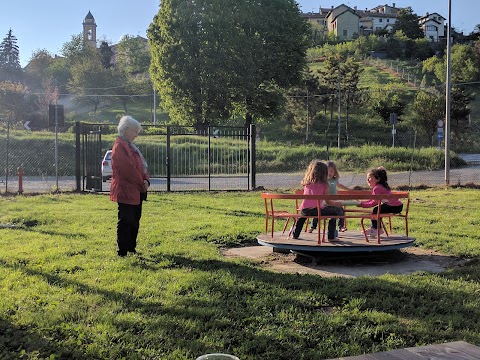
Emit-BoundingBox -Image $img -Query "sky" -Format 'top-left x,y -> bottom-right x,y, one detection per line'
1,0 -> 477,68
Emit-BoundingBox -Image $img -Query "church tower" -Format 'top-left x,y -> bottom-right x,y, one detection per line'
83,11 -> 97,48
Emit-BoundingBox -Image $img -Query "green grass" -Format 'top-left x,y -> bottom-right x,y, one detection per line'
1,189 -> 480,359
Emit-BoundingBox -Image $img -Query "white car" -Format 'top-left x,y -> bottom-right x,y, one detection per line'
101,150 -> 112,182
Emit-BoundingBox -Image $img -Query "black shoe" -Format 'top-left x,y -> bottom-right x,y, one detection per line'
128,249 -> 137,254
117,251 -> 127,257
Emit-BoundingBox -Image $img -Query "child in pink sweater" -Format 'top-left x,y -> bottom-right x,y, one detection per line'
358,167 -> 403,236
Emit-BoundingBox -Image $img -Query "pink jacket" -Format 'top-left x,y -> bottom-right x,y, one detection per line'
359,184 -> 402,208
299,182 -> 328,210
110,137 -> 149,205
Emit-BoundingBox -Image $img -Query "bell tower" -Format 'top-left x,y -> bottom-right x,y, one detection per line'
83,11 -> 97,48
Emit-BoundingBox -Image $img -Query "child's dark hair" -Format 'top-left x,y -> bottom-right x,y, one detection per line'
368,167 -> 390,190
301,159 -> 328,186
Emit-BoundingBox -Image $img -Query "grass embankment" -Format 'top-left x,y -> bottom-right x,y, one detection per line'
0,129 -> 466,177
1,189 -> 480,359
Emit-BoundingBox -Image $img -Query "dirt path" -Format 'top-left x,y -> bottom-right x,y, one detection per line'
222,246 -> 468,278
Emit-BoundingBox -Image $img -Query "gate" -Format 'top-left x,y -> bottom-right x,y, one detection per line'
78,123 -> 256,192
82,125 -> 103,191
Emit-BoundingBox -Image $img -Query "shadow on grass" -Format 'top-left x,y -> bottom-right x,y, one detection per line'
1,251 -> 480,359
0,317 -> 83,359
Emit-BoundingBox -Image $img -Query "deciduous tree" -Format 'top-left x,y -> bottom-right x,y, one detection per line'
148,0 -> 309,127
0,81 -> 34,126
411,90 -> 444,144
116,35 -> 150,74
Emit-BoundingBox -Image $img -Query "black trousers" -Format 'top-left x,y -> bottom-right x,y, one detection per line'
293,207 -> 342,239
371,203 -> 403,228
117,202 -> 143,255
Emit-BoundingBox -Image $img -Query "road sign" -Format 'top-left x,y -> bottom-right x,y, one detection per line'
389,113 -> 398,125
48,105 -> 64,127
437,131 -> 444,140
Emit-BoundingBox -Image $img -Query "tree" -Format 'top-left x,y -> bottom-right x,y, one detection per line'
25,49 -> 54,89
411,90 -> 444,144
316,54 -> 363,144
391,7 -> 424,40
61,33 -> 96,64
68,54 -> 115,113
427,44 -> 480,84
369,83 -> 407,124
0,29 -> 23,82
98,40 -> 114,69
148,0 -> 309,127
116,35 -> 151,74
286,68 -> 327,138
0,81 -> 34,126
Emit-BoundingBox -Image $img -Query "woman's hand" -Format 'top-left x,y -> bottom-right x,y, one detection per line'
143,180 -> 150,192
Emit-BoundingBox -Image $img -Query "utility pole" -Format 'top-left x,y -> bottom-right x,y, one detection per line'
54,85 -> 59,193
153,88 -> 157,125
305,88 -> 309,141
337,73 -> 341,148
445,0 -> 452,185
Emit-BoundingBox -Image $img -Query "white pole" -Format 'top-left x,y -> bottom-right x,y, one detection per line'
445,0 -> 452,185
306,88 -> 309,141
337,73 -> 341,148
153,89 -> 157,125
54,95 -> 59,192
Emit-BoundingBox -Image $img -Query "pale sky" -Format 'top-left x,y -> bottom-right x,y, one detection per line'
1,0 -> 476,68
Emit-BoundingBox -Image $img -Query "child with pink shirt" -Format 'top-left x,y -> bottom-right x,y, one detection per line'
358,167 -> 403,236
292,160 -> 344,240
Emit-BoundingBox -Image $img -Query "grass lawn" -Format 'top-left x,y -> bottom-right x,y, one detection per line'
1,189 -> 480,359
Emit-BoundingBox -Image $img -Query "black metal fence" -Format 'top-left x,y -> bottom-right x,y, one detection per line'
81,123 -> 255,192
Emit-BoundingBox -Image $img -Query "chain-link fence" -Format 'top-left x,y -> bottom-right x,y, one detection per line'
1,124 -> 479,194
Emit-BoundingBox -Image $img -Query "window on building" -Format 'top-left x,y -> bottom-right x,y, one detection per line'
387,18 -> 390,22
379,18 -> 382,22
343,29 -> 348,37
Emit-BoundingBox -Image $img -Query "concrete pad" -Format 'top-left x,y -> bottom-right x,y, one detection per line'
221,246 -> 467,278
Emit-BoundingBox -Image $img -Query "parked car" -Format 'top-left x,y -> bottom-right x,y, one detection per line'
101,150 -> 112,182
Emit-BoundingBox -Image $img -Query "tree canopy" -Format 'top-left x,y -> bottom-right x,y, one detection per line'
148,0 -> 309,126
392,7 -> 424,40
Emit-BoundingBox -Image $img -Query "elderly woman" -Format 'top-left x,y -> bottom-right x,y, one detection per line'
110,115 -> 150,257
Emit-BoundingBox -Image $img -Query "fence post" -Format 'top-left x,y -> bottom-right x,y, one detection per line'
249,124 -> 256,190
75,122 -> 81,192
5,120 -> 9,192
208,126 -> 211,191
166,126 -> 171,192
17,167 -> 23,194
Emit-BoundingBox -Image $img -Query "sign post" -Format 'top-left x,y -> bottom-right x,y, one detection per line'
389,113 -> 398,147
437,119 -> 444,149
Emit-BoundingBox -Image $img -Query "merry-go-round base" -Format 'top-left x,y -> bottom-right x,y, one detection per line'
257,229 -> 415,253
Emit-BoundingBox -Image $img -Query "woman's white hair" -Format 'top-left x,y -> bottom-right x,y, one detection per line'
118,115 -> 141,136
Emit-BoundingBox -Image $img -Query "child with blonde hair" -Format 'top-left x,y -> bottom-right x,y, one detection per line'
292,160 -> 344,240
308,161 -> 350,234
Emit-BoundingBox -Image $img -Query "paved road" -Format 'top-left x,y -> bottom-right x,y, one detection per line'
2,165 -> 480,194
259,166 -> 480,190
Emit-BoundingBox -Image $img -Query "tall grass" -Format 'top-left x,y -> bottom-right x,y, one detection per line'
0,127 -> 466,177
256,142 -> 465,172
0,189 -> 480,359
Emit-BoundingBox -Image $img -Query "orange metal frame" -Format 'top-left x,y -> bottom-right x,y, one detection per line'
261,191 -> 410,245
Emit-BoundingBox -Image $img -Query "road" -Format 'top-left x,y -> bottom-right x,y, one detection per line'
2,165 -> 480,194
